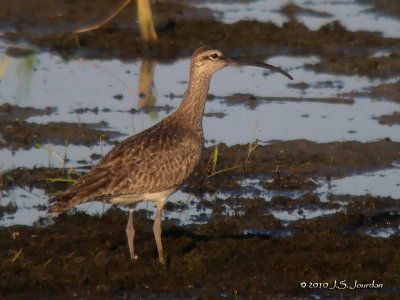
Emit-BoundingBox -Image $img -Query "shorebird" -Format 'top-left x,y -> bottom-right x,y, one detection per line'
48,46 -> 293,263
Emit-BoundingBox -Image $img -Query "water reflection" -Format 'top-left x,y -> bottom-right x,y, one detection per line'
0,54 -> 11,78
15,53 -> 36,102
138,59 -> 157,110
0,49 -> 37,104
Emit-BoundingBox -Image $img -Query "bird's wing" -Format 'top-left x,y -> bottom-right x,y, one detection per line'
48,126 -> 202,213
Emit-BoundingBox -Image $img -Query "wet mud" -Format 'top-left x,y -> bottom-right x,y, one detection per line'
357,0 -> 400,18
281,3 -> 333,19
198,139 -> 400,181
3,139 -> 399,195
210,93 -> 354,110
1,140 -> 399,298
306,53 -> 400,79
2,167 -> 81,197
1,196 -> 399,299
0,104 -> 123,150
1,0 -> 400,299
369,79 -> 400,103
3,139 -> 399,298
0,1 -> 399,62
0,0 -> 214,35
378,112 -> 400,126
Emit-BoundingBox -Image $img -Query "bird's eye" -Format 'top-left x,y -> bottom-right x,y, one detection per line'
210,53 -> 219,60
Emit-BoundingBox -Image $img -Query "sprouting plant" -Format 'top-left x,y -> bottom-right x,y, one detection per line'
36,143 -> 74,172
0,54 -> 11,78
245,116 -> 260,166
35,142 -> 83,183
212,143 -> 218,174
329,155 -> 335,169
62,139 -> 68,174
0,166 -> 3,190
44,177 -> 77,183
99,134 -> 106,157
131,124 -> 137,135
206,144 -> 239,177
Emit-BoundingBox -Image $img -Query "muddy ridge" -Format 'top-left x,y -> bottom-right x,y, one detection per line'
1,1 -> 399,62
357,0 -> 400,18
3,139 -> 399,196
306,53 -> 400,79
0,104 -> 124,150
370,80 -> 400,103
1,1 -> 399,85
210,93 -> 354,110
379,112 -> 400,126
1,199 -> 399,299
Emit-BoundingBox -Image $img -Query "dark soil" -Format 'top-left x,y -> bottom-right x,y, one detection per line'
195,139 -> 400,188
1,0 -> 399,63
0,0 -> 214,35
0,104 -> 124,150
306,53 -> 400,79
1,196 -> 399,299
357,0 -> 400,18
3,139 -> 399,195
370,79 -> 400,103
379,112 -> 400,126
209,93 -> 354,110
281,2 -> 333,19
1,138 -> 400,298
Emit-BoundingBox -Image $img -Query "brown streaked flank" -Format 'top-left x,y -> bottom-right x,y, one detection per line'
48,46 -> 293,263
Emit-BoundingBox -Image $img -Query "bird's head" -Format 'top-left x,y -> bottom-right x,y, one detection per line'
190,46 -> 293,80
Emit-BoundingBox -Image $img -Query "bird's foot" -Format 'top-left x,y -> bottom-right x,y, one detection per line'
131,254 -> 139,260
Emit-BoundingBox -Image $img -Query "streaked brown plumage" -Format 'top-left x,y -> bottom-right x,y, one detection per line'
48,46 -> 293,263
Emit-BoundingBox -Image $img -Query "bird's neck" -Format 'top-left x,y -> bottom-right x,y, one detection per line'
176,72 -> 211,131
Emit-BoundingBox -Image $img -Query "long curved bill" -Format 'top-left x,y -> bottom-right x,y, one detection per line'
227,57 -> 293,80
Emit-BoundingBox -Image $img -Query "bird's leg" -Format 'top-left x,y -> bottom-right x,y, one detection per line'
126,204 -> 138,260
153,199 -> 166,264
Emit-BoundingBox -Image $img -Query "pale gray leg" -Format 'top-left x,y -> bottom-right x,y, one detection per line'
153,199 -> 166,264
126,204 -> 138,260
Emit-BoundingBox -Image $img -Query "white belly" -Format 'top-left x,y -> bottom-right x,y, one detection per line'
109,188 -> 176,205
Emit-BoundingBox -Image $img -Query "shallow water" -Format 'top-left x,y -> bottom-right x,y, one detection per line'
1,49 -> 399,145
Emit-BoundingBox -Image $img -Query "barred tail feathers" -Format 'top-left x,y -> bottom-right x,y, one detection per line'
48,167 -> 112,213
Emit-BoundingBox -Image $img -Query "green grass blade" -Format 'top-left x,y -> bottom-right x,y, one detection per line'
44,178 -> 76,183
212,144 -> 219,174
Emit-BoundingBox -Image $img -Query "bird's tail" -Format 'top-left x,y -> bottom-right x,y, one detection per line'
48,192 -> 79,213
47,167 -> 111,213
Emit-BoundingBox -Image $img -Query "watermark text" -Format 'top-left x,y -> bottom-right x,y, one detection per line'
299,280 -> 383,290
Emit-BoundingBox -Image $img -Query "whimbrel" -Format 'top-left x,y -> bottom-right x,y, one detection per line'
48,46 -> 293,263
